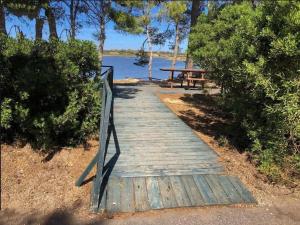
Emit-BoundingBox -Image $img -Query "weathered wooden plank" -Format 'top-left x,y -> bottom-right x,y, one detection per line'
113,125 -> 193,129
113,128 -> 192,132
120,177 -> 135,212
203,175 -> 231,204
119,117 -> 187,120
157,176 -> 178,208
106,153 -> 218,158
112,164 -> 223,170
109,149 -> 217,155
146,177 -> 163,209
169,176 -> 191,207
111,168 -> 224,177
107,155 -> 218,163
114,166 -> 223,174
108,143 -> 216,151
110,160 -> 220,167
115,114 -> 180,118
133,177 -> 150,211
193,175 -> 218,205
109,136 -> 208,142
107,176 -> 121,213
106,156 -> 219,163
112,169 -> 224,177
181,176 -> 204,206
114,111 -> 180,114
114,112 -> 172,115
108,134 -> 200,143
107,149 -> 216,156
227,176 -> 256,203
112,161 -> 221,167
108,152 -> 216,158
218,176 -> 244,204
109,143 -> 212,150
114,132 -> 195,136
113,122 -> 189,127
112,127 -> 194,132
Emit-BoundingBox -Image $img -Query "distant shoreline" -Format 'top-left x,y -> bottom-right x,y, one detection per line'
103,50 -> 186,61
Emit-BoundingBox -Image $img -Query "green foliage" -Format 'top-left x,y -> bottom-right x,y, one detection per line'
4,0 -> 47,20
190,1 -> 300,180
216,135 -> 230,147
160,1 -> 187,24
1,98 -> 13,129
110,9 -> 142,34
0,35 -> 100,150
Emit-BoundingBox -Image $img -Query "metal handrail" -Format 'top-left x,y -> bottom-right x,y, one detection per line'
92,66 -> 113,209
75,65 -> 114,211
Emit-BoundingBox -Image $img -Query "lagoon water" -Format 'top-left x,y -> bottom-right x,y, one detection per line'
103,55 -> 185,80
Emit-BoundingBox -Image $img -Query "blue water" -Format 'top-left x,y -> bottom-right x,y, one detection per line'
102,55 -> 185,80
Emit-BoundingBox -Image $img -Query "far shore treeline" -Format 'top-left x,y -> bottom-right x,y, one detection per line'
103,49 -> 186,61
0,1 -> 299,182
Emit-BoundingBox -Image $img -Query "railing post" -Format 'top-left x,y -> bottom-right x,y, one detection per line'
91,78 -> 107,210
91,67 -> 114,211
109,67 -> 114,122
76,65 -> 114,212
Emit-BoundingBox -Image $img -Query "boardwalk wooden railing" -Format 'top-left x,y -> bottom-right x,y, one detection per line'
75,65 -> 114,211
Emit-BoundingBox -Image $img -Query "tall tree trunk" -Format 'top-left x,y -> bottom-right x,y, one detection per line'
45,3 -> 58,39
70,0 -> 76,39
0,2 -> 7,35
98,17 -> 106,69
146,27 -> 153,81
98,0 -> 111,73
35,16 -> 44,40
185,0 -> 201,68
171,23 -> 180,69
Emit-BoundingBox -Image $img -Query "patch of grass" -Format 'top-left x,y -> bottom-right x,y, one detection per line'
216,135 -> 230,147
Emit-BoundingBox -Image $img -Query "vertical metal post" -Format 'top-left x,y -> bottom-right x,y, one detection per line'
109,68 -> 114,122
76,66 -> 114,212
91,77 -> 107,210
91,67 -> 113,211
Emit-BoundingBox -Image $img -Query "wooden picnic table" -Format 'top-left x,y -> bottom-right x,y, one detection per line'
160,68 -> 208,80
160,68 -> 209,88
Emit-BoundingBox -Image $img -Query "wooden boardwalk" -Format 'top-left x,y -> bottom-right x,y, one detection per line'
100,84 -> 255,213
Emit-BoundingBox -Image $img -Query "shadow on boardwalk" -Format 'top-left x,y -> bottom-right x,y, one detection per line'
98,122 -> 120,208
178,94 -> 249,151
114,86 -> 141,99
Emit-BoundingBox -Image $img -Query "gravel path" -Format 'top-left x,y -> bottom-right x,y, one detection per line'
1,198 -> 300,225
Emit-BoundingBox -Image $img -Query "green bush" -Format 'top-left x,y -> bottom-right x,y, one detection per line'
0,35 -> 100,150
190,1 -> 300,180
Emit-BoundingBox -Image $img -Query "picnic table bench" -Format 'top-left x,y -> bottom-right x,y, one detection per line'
160,68 -> 208,88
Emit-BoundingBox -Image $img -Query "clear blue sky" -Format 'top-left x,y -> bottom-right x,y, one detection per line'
6,13 -> 188,52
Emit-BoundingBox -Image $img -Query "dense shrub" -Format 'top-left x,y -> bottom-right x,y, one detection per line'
0,35 -> 100,150
190,1 -> 300,180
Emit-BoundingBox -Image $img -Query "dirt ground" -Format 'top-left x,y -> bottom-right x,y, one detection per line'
1,89 -> 300,225
0,140 -> 102,223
